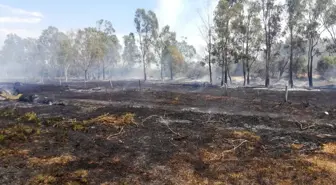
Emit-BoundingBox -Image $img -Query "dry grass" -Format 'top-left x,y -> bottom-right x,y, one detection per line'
291,143 -> 304,150
322,142 -> 336,155
69,169 -> 89,183
231,130 -> 261,141
17,112 -> 40,123
0,148 -> 29,157
28,174 -> 57,185
306,156 -> 336,173
302,142 -> 336,174
89,113 -> 136,127
0,124 -> 40,142
28,154 -> 76,167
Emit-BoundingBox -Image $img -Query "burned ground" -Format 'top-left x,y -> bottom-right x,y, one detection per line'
0,81 -> 335,185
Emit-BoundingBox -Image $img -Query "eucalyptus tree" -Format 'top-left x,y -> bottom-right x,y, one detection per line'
122,32 -> 141,69
96,19 -> 121,79
214,0 -> 243,85
134,9 -> 159,81
286,0 -> 305,88
260,0 -> 283,87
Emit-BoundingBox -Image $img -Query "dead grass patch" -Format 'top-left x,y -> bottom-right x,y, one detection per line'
28,174 -> 57,185
88,113 -> 136,127
28,154 -> 76,167
0,148 -> 29,157
204,95 -> 226,101
0,124 -> 40,142
291,143 -> 304,150
322,142 -> 336,155
305,155 -> 336,174
231,130 -> 260,141
68,169 -> 89,184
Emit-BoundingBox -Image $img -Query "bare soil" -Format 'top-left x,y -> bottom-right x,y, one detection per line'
0,81 -> 335,185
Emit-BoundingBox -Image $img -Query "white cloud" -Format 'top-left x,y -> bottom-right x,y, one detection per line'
0,17 -> 42,23
155,0 -> 219,58
0,4 -> 43,24
0,4 -> 44,46
0,4 -> 43,18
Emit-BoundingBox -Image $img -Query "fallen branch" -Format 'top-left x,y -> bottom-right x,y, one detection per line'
221,139 -> 249,154
292,117 -> 316,130
141,115 -> 161,124
142,114 -> 182,136
107,127 -> 124,139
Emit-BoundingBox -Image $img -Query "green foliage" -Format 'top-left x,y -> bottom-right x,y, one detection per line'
0,108 -> 17,118
134,8 -> 159,80
0,134 -> 5,143
317,56 -> 336,78
293,57 -> 307,77
17,112 -> 40,124
122,32 -> 141,67
0,124 -> 38,142
71,120 -> 88,132
28,174 -> 56,185
43,117 -> 65,127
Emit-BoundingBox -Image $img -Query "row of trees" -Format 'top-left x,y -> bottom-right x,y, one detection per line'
201,0 -> 336,87
1,0 -> 336,87
0,10 -> 196,82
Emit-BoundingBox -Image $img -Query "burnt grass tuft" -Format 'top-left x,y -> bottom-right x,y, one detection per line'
0,82 -> 336,184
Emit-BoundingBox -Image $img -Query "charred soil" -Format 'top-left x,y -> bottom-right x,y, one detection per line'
0,81 -> 335,185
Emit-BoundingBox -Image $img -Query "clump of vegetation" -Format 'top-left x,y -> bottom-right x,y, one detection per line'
70,119 -> 88,132
0,108 -> 18,119
28,154 -> 76,167
69,169 -> 89,184
322,142 -> 336,155
89,113 -> 136,127
0,134 -> 5,143
231,130 -> 261,142
317,56 -> 336,79
0,148 -> 29,157
0,124 -> 39,142
28,174 -> 57,185
17,112 -> 40,124
43,117 -> 65,127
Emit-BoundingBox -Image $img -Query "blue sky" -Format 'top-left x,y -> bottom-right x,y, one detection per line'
1,0 -> 157,33
0,0 -> 219,54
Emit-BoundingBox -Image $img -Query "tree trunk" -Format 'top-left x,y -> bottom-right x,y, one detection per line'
289,27 -> 294,88
309,53 -> 314,87
265,10 -> 270,87
228,65 -> 232,84
160,60 -> 164,80
243,60 -> 246,86
170,60 -> 173,80
247,66 -> 250,85
143,55 -> 147,81
307,37 -> 314,87
84,70 -> 88,81
208,29 -> 213,85
221,53 -> 225,86
244,24 -> 250,86
224,47 -> 228,84
64,66 -> 69,82
102,60 -> 105,80
97,67 -> 100,80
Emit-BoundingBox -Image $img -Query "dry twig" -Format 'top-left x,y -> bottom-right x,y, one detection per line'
141,115 -> 161,124
292,117 -> 316,130
142,114 -> 182,136
107,127 -> 124,139
221,139 -> 249,154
